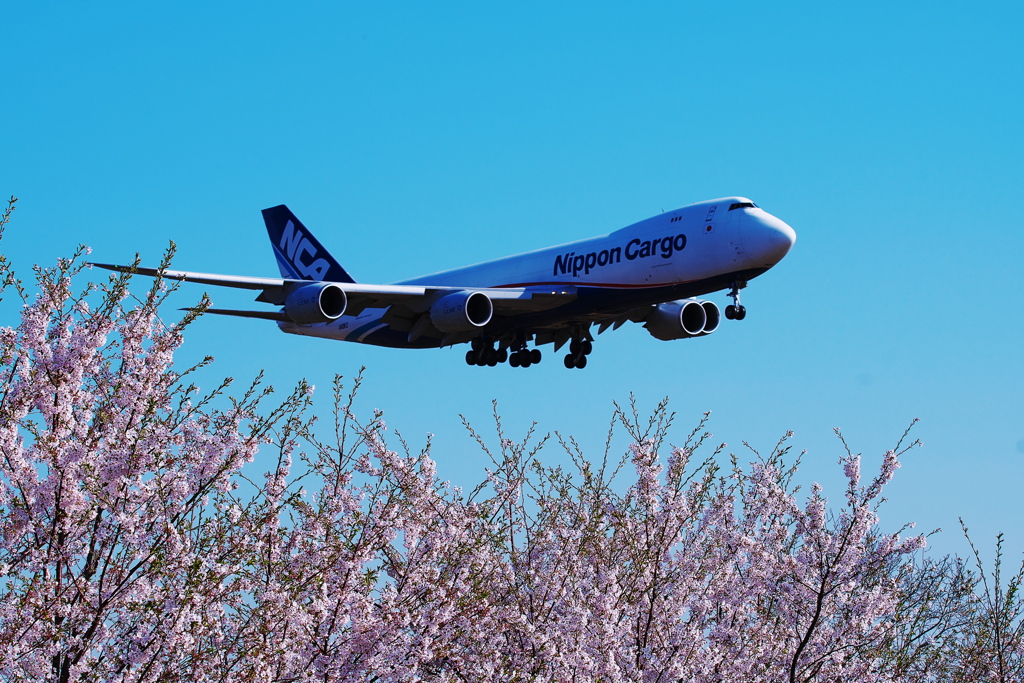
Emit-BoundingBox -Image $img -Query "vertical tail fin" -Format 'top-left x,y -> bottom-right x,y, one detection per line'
261,205 -> 356,283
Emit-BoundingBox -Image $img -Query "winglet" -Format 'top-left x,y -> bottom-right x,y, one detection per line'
262,205 -> 356,283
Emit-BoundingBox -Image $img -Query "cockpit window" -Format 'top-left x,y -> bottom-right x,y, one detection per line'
729,202 -> 758,211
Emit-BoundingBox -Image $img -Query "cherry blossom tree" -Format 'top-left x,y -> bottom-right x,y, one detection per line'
0,196 -> 1020,681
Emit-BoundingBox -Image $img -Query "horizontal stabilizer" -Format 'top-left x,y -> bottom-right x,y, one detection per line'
181,307 -> 291,322
90,262 -> 288,291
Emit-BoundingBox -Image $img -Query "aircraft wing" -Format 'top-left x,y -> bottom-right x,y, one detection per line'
88,263 -> 576,316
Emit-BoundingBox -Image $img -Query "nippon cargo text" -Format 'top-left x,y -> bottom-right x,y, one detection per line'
553,232 -> 687,277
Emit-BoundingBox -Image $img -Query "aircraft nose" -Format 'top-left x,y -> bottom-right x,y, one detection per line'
742,214 -> 796,268
769,218 -> 796,258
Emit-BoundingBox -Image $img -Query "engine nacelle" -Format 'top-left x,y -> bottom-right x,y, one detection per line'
644,299 -> 719,341
696,300 -> 720,336
284,283 -> 347,324
430,291 -> 493,332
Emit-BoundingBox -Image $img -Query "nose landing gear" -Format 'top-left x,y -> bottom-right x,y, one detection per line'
724,305 -> 746,320
724,279 -> 748,320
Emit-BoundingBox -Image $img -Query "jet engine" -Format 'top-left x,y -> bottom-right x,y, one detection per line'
284,283 -> 347,324
644,299 -> 720,341
430,291 -> 493,332
696,300 -> 720,336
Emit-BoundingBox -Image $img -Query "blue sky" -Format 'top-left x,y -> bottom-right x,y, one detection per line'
3,2 -> 1022,560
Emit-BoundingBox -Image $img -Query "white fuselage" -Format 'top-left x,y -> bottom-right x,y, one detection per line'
279,197 -> 795,348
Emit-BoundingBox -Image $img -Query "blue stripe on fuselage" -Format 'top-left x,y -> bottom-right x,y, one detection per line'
346,318 -> 386,341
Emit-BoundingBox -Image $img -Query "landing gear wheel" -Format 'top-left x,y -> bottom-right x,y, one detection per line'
569,339 -> 581,355
485,348 -> 498,366
564,354 -> 576,369
575,354 -> 588,369
520,353 -> 532,368
497,348 -> 508,363
580,340 -> 592,355
726,279 -> 748,321
466,350 -> 477,365
509,353 -> 520,367
530,349 -> 541,364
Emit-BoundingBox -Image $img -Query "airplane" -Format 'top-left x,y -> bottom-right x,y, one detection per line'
90,197 -> 796,369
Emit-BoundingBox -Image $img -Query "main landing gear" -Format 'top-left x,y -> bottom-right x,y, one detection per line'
508,347 -> 541,368
563,338 -> 592,369
465,338 -> 540,368
465,338 -> 506,367
465,329 -> 595,370
724,279 -> 748,320
507,336 -> 541,368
